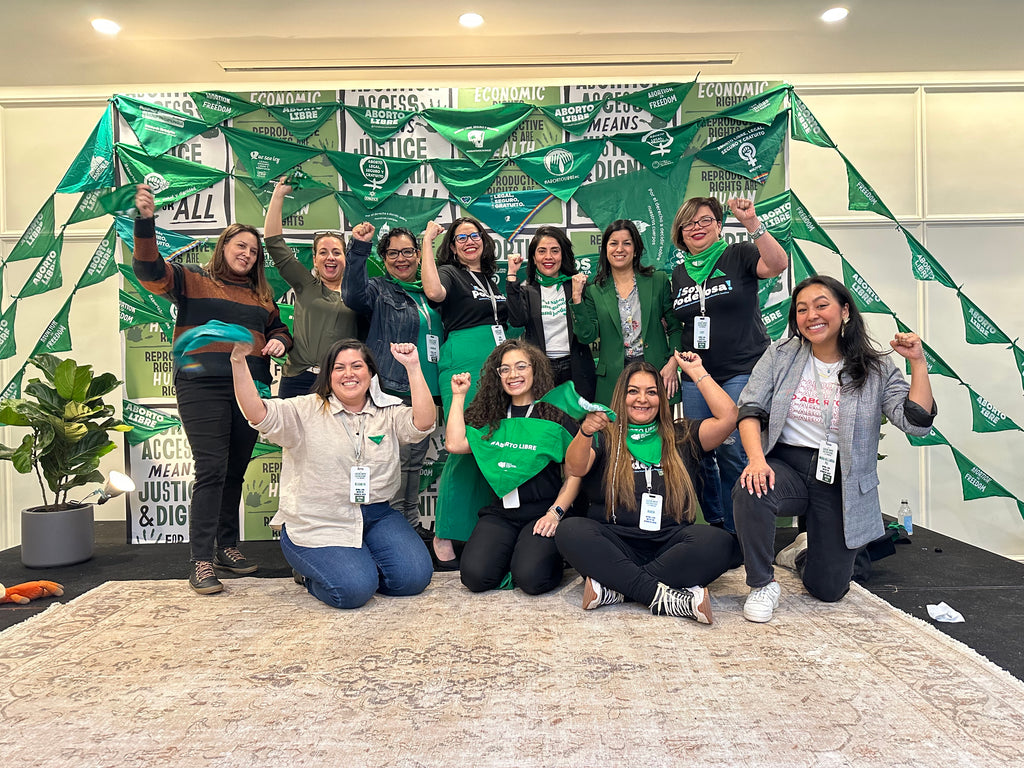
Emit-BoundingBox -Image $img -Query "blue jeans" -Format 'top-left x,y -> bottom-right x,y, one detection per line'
280,503 -> 433,609
679,373 -> 749,533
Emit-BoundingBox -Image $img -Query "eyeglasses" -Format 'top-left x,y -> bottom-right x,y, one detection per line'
455,232 -> 482,243
313,231 -> 344,243
681,216 -> 717,232
496,362 -> 532,378
384,248 -> 417,261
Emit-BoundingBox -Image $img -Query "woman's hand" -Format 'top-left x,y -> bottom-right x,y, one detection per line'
135,185 -> 155,218
739,459 -> 775,498
727,196 -> 758,230
230,341 -> 253,364
262,338 -> 285,358
571,273 -> 587,303
674,350 -> 706,381
424,221 -> 444,246
390,342 -> 420,368
533,510 -> 560,537
272,176 -> 293,199
507,252 -> 524,279
352,221 -> 375,242
450,372 -> 472,396
660,358 -> 680,398
890,332 -> 925,362
580,411 -> 609,437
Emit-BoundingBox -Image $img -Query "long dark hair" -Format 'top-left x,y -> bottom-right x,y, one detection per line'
464,339 -> 558,438
310,339 -> 379,408
436,216 -> 497,278
787,275 -> 885,391
206,223 -> 273,304
525,226 -> 577,284
594,219 -> 654,286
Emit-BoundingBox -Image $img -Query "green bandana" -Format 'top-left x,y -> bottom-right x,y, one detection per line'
386,274 -> 424,293
683,239 -> 728,285
626,421 -> 663,466
535,273 -> 572,288
466,417 -> 573,498
537,381 -> 617,420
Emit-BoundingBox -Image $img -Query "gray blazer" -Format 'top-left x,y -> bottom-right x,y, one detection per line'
737,337 -> 936,549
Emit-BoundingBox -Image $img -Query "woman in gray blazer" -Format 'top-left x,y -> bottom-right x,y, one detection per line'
733,275 -> 936,623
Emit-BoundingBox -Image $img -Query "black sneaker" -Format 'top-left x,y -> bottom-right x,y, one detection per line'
189,561 -> 223,595
214,546 -> 258,574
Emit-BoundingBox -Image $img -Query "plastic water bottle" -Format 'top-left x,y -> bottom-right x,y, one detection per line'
897,499 -> 913,535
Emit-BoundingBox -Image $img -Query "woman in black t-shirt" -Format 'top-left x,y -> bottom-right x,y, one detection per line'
555,354 -> 741,623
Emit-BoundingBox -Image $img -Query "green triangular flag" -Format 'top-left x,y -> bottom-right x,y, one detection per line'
56,103 -> 116,193
277,302 -> 294,333
220,127 -> 324,185
789,93 -> 836,148
0,302 -> 16,360
31,294 -> 74,354
7,196 -> 55,262
76,225 -> 119,290
966,385 -> 1023,433
334,192 -> 447,243
842,152 -> 896,221
421,103 -> 534,167
696,110 -> 788,184
761,297 -> 791,341
265,102 -> 341,141
114,216 -> 209,263
17,233 -> 63,299
512,138 -> 606,201
537,380 -> 616,421
265,246 -> 314,302
119,290 -> 175,332
894,318 -> 961,381
610,120 -> 701,178
537,97 -> 609,136
114,95 -> 210,156
902,228 -> 957,289
251,441 -> 283,459
116,143 -> 230,206
715,85 -> 789,125
430,159 -> 507,206
840,257 -> 892,315
1,367 -> 25,399
1014,344 -> 1024,394
67,184 -> 138,225
957,291 -> 1010,345
788,240 -> 817,284
905,426 -> 949,447
325,150 -> 422,208
462,189 -> 556,241
790,190 -> 840,253
236,175 -> 335,219
950,447 -> 1015,502
758,274 -> 783,309
189,90 -> 261,125
613,80 -> 697,121
344,104 -> 418,144
122,400 -> 182,446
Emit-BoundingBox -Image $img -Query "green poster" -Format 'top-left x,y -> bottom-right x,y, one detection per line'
116,143 -> 229,206
958,291 -> 1010,345
430,159 -> 507,205
242,450 -> 282,541
538,98 -> 608,136
951,447 -> 1015,502
334,192 -> 447,242
76,225 -> 119,290
842,152 -> 896,221
421,103 -> 534,166
614,81 -> 697,121
716,85 -> 789,125
344,104 -> 418,144
967,386 -> 1022,433
325,150 -> 421,208
7,196 -> 55,263
114,96 -> 210,156
17,234 -> 63,299
894,318 -> 961,381
265,102 -> 341,141
696,110 -> 789,184
902,228 -> 957,289
905,426 -> 949,447
512,138 -> 606,201
122,400 -> 183,446
0,302 -> 16,360
790,92 -> 836,148
761,297 -> 791,341
841,257 -> 892,315
610,121 -> 701,178
31,295 -> 74,355
220,127 -> 324,185
464,189 -> 558,241
56,103 -> 116,193
189,90 -> 261,125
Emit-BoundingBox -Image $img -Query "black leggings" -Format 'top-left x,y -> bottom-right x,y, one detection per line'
460,508 -> 564,595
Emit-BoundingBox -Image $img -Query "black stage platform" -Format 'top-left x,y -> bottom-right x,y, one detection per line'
2,521 -> 1022,680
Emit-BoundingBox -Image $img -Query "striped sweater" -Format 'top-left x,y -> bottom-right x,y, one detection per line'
132,217 -> 292,384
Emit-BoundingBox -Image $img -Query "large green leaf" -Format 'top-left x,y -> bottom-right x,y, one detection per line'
24,381 -> 63,415
86,372 -> 121,401
72,366 -> 93,402
30,353 -> 62,382
0,402 -> 31,426
54,358 -> 78,400
11,434 -> 35,473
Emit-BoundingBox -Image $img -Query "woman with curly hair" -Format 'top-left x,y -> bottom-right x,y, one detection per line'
445,339 -> 581,594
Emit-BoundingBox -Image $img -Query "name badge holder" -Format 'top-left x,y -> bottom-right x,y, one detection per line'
812,359 -> 840,484
412,294 -> 441,364
693,282 -> 711,350
341,413 -> 372,502
467,271 -> 506,346
638,466 -> 663,531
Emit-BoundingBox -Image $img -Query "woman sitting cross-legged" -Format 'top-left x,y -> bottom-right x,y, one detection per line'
555,353 -> 742,623
230,338 -> 435,609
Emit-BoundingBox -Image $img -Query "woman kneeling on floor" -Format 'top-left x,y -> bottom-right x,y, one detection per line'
230,338 -> 435,609
555,354 -> 742,623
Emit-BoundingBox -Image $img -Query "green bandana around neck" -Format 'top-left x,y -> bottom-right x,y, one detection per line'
535,272 -> 572,288
626,421 -> 663,466
386,274 -> 424,293
537,381 -> 617,421
683,238 -> 728,285
466,417 -> 573,498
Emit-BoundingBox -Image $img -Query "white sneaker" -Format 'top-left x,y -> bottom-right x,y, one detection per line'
743,580 -> 781,623
582,576 -> 625,610
648,583 -> 713,624
775,532 -> 808,570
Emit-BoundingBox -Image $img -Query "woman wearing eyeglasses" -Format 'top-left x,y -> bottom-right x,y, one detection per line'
342,224 -> 441,541
420,216 -> 509,568
265,178 -> 360,398
669,197 -> 788,533
445,339 -> 580,594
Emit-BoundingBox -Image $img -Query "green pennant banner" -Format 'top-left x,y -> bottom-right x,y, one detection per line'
114,95 -> 210,156
119,290 -> 174,333
614,81 -> 696,121
758,274 -> 783,308
76,225 -> 119,290
421,103 -> 534,167
841,257 -> 893,315
220,127 -> 324,185
7,196 -> 55,263
430,159 -> 507,206
950,447 -> 1016,502
114,216 -> 204,260
512,138 -> 606,201
788,240 -> 817,283
334,192 -> 447,242
537,97 -> 608,136
761,297 -> 791,341
116,143 -> 229,205
610,121 -> 701,178
32,295 -> 74,355
264,102 -> 341,141
0,302 -> 17,361
17,234 -> 63,299
67,184 -> 138,224
905,426 -> 949,447
251,441 -> 283,459
463,189 -> 557,241
958,292 -> 1010,345
1,368 -> 25,399
842,153 -> 896,221
1014,344 -> 1024,394
966,386 -> 1023,433
56,103 -> 116,193
325,150 -> 422,208
695,110 -> 788,184
902,229 -> 957,289
122,400 -> 182,446
189,91 -> 261,125
343,104 -> 418,144
790,93 -> 836,148
894,318 -> 961,381
789,190 -> 840,253
236,175 -> 335,219
716,85 -> 790,125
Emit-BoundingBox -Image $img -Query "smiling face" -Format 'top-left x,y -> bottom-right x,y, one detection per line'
330,348 -> 372,409
498,349 -> 535,404
794,282 -> 850,356
680,204 -> 722,254
532,235 -> 563,277
624,371 -> 659,425
383,234 -> 419,283
604,228 -> 635,273
314,235 -> 346,288
223,231 -> 260,277
451,221 -> 483,270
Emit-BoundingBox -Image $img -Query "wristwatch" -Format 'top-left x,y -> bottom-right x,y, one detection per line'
549,505 -> 565,520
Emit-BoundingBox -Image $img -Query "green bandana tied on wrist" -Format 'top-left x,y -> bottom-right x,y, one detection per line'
682,239 -> 728,285
466,417 -> 574,498
626,421 -> 663,466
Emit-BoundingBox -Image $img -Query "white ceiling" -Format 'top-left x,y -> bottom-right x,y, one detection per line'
2,1 -> 1022,89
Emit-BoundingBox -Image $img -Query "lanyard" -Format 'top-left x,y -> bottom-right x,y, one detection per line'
467,270 -> 501,326
811,357 -> 839,442
697,279 -> 709,316
644,465 -> 654,493
340,412 -> 367,462
410,293 -> 433,332
507,402 -> 536,419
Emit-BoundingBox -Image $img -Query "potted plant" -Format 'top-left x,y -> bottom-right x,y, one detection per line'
0,353 -> 131,567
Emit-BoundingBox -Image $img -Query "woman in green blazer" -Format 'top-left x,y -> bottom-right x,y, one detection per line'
571,220 -> 682,407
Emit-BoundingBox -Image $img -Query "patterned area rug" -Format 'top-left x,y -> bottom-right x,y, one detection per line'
1,568 -> 1022,767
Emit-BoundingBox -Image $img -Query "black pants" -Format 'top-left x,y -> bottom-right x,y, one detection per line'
175,375 -> 258,563
555,517 -> 740,606
733,442 -> 858,602
278,370 -> 317,399
460,506 -> 563,595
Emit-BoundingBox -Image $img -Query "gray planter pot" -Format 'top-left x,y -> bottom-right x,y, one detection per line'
21,503 -> 95,568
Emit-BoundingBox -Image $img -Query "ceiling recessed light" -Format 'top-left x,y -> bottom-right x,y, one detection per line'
821,7 -> 849,23
91,18 -> 121,35
459,13 -> 484,28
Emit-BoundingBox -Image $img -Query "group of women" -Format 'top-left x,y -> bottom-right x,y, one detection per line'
134,180 -> 936,623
